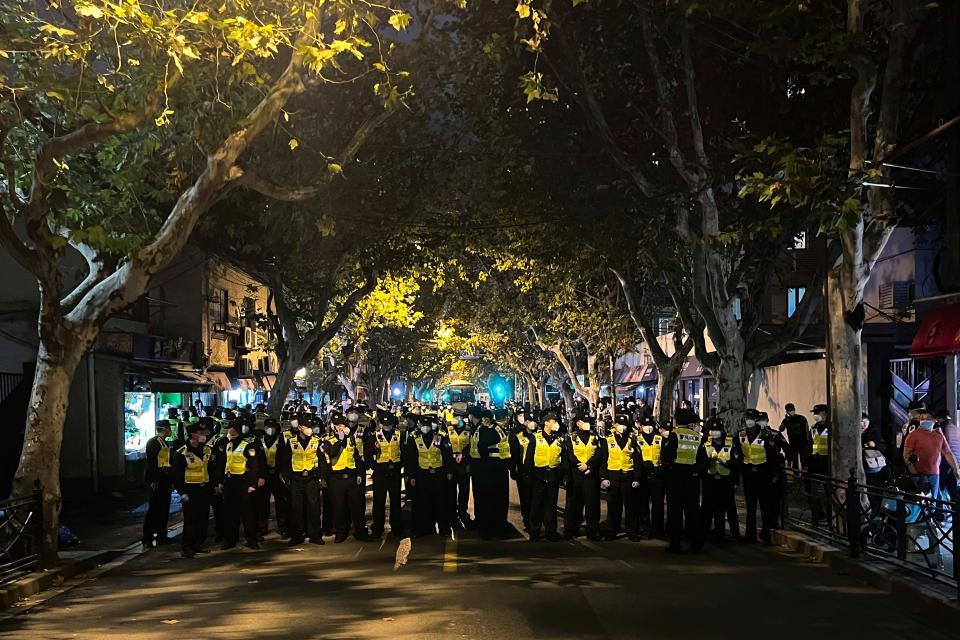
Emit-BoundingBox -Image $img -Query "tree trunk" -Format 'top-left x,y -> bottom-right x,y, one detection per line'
13,330 -> 88,567
268,353 -> 300,416
538,373 -> 547,409
523,373 -> 537,408
712,353 -> 752,430
655,358 -> 684,425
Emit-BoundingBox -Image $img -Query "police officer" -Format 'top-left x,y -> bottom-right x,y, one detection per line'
368,412 -> 405,538
738,409 -> 782,544
525,410 -> 565,542
143,420 -> 174,547
564,414 -> 602,541
258,417 -> 287,538
278,414 -> 325,545
444,413 -> 473,529
601,413 -> 643,542
323,413 -> 369,543
172,422 -> 214,558
701,417 -> 741,543
511,416 -> 539,532
662,417 -> 707,553
404,414 -> 452,537
808,404 -> 830,475
637,417 -> 664,540
215,418 -> 261,550
469,408 -> 512,540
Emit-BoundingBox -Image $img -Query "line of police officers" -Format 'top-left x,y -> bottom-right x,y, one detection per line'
142,401 -> 831,556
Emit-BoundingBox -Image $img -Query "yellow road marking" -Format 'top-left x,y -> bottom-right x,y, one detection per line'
443,538 -> 458,572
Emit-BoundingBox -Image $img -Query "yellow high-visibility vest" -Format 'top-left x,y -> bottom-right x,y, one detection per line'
705,436 -> 734,476
739,430 -> 767,465
375,430 -> 401,463
225,438 -> 253,474
155,436 -> 171,469
179,445 -> 212,484
639,434 -> 662,466
811,428 -> 829,456
517,432 -> 534,460
330,436 -> 360,471
606,434 -> 636,472
674,428 -> 701,466
261,436 -> 279,468
290,435 -> 320,472
533,432 -> 563,468
414,434 -> 443,469
470,426 -> 511,459
448,429 -> 471,455
571,434 -> 598,464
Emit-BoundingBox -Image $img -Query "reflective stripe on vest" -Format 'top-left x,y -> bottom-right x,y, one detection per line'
517,432 -> 533,460
533,432 -> 563,468
640,434 -> 662,466
179,445 -> 211,484
261,436 -> 279,468
606,434 -> 635,472
470,426 -> 511,459
414,434 -> 443,469
449,429 -> 470,454
155,437 -> 171,469
376,431 -> 402,463
226,439 -> 251,474
705,437 -> 733,476
572,434 -> 598,464
674,428 -> 700,465
739,431 -> 767,465
290,436 -> 320,472
812,428 -> 829,456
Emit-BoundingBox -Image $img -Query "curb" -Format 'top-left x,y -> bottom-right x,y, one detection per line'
772,528 -> 960,627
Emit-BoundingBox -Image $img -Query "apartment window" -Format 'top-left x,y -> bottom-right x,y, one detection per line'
787,287 -> 806,318
790,231 -> 807,250
212,288 -> 229,324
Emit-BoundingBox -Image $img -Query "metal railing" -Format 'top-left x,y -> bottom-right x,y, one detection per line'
0,486 -> 44,584
781,468 -> 958,599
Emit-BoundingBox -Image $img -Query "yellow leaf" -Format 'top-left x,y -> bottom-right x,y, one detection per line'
388,12 -> 412,31
288,138 -> 299,151
76,3 -> 105,19
327,163 -> 342,174
516,2 -> 531,19
283,112 -> 289,122
0,50 -> 7,58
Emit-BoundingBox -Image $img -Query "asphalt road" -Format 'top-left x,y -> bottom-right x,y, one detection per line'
1,490 -> 956,640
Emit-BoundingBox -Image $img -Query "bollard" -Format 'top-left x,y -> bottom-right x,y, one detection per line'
846,468 -> 860,558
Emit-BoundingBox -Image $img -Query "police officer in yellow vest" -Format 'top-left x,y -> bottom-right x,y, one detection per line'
637,417 -> 665,540
738,408 -> 782,544
469,407 -> 513,540
701,417 -> 742,543
444,413 -> 473,529
662,418 -> 707,553
173,422 -> 215,558
215,418 -> 262,550
368,412 -> 405,538
322,413 -> 370,543
143,420 -> 174,547
564,414 -> 602,541
510,416 -> 539,532
257,417 -> 287,538
524,410 -> 565,542
278,414 -> 326,545
404,414 -> 452,537
601,414 -> 644,542
808,404 -> 830,475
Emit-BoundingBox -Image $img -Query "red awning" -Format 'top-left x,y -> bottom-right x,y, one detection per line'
910,304 -> 960,357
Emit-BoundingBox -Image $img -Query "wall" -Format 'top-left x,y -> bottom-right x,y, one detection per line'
748,358 -> 826,426
205,258 -> 273,370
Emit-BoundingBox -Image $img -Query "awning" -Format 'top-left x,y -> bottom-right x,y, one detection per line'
910,304 -> 960,357
617,365 -> 647,384
207,371 -> 232,392
615,382 -> 641,393
126,361 -> 212,392
257,373 -> 277,391
680,357 -> 705,379
237,377 -> 257,391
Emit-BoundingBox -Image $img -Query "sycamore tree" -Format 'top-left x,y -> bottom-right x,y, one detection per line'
0,0 -> 463,562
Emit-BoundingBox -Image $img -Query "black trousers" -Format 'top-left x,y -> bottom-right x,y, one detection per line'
372,463 -> 403,535
702,476 -> 740,540
223,478 -> 259,547
742,466 -> 773,542
143,475 -> 172,542
666,466 -> 703,550
516,471 -> 532,529
446,461 -> 471,524
565,473 -> 600,537
471,462 -> 509,537
210,491 -> 224,541
180,485 -> 210,553
329,473 -> 366,538
638,472 -> 665,538
413,470 -> 447,535
529,476 -> 560,537
807,456 -> 829,523
258,471 -> 287,535
605,474 -> 638,537
322,487 -> 334,535
287,475 -> 322,540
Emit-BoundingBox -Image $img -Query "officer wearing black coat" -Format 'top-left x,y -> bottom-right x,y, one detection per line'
172,422 -> 215,558
778,403 -> 808,469
322,413 -> 369,543
143,420 -> 174,547
510,417 -> 539,532
258,417 -> 287,537
601,414 -> 644,541
277,416 -> 326,545
662,419 -> 708,553
444,414 -> 473,529
404,414 -> 452,537
214,419 -> 262,550
701,417 -> 741,543
524,410 -> 565,542
637,417 -> 665,540
564,414 -> 602,541
368,412 -> 405,538
468,407 -> 512,540
737,409 -> 784,544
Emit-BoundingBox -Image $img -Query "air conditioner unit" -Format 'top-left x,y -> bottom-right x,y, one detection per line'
879,281 -> 913,310
242,326 -> 255,349
237,357 -> 254,378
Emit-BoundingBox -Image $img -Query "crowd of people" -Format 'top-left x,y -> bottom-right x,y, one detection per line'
139,394 -> 938,558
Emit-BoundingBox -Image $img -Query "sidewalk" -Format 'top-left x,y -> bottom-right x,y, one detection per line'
0,490 -> 183,610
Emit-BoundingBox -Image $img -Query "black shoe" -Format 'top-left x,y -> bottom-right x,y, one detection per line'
628,535 -> 642,542
245,541 -> 260,550
310,537 -> 325,545
141,539 -> 154,548
221,543 -> 237,551
587,532 -> 601,542
323,530 -> 333,537
334,535 -> 348,543
156,537 -> 175,546
288,538 -> 305,547
195,548 -> 211,554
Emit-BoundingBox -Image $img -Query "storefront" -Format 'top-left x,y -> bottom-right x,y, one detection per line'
909,302 -> 960,423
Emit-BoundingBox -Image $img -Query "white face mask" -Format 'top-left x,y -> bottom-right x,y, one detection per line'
241,425 -> 250,434
197,435 -> 207,443
420,425 -> 431,434
641,425 -> 654,434
745,419 -> 756,428
814,414 -> 825,423
312,427 -> 321,435
786,411 -> 795,417
758,420 -> 769,428
709,430 -> 721,439
266,427 -> 276,436
615,424 -> 627,434
919,420 -> 935,431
